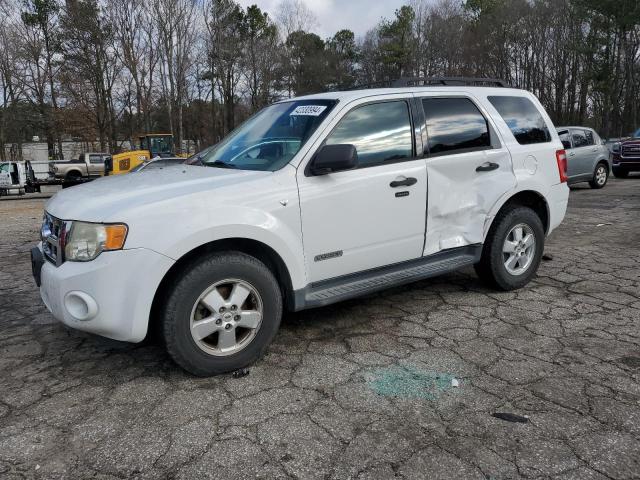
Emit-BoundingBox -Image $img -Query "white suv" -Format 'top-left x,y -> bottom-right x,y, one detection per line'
31,78 -> 569,376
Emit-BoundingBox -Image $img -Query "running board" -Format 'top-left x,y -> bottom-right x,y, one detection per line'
292,245 -> 481,311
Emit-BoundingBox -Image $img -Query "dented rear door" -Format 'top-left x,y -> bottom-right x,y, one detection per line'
417,93 -> 516,255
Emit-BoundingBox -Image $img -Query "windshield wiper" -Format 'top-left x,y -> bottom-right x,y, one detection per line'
206,160 -> 236,169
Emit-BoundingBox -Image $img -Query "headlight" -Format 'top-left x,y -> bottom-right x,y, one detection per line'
612,142 -> 621,152
64,222 -> 128,261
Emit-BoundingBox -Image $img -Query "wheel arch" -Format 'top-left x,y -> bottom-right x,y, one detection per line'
486,189 -> 550,238
65,169 -> 82,178
149,237 -> 296,338
596,158 -> 610,171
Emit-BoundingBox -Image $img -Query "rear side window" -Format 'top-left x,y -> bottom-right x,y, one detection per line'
325,101 -> 413,167
89,155 -> 102,164
488,96 -> 551,145
422,97 -> 491,155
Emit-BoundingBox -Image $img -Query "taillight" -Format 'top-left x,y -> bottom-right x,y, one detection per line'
556,150 -> 568,183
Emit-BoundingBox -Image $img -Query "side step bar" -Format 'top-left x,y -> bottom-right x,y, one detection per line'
293,245 -> 481,311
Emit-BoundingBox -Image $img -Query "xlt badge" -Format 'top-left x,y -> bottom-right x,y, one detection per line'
314,250 -> 343,262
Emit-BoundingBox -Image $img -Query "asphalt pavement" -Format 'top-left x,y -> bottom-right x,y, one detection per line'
0,177 -> 639,479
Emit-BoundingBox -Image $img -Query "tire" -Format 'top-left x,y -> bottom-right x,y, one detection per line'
612,167 -> 629,178
475,206 -> 544,291
589,162 -> 608,189
162,251 -> 283,376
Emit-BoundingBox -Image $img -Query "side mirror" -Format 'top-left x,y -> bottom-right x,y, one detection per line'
310,144 -> 358,176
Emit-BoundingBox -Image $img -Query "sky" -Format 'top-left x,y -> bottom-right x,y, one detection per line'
236,0 -> 410,39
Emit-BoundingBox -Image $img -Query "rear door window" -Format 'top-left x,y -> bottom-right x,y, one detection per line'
571,129 -> 588,148
422,97 -> 491,156
584,130 -> 595,146
488,96 -> 551,145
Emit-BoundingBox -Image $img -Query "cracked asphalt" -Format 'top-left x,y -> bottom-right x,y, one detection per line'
1,178 -> 639,479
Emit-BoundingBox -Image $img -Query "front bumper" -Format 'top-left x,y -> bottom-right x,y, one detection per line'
34,244 -> 174,342
611,153 -> 640,169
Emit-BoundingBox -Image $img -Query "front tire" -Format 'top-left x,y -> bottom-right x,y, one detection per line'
162,251 -> 283,376
475,206 -> 544,291
589,162 -> 608,189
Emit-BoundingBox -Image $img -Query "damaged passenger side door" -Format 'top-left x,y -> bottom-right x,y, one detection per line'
419,95 -> 516,255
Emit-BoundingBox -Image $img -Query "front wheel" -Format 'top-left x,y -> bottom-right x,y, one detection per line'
475,206 -> 544,291
589,163 -> 608,189
162,251 -> 283,376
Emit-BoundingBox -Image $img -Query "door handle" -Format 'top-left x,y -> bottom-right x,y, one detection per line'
389,176 -> 417,188
475,162 -> 499,172
568,152 -> 576,157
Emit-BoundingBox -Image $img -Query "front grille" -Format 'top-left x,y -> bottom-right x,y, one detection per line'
621,144 -> 640,157
41,213 -> 68,266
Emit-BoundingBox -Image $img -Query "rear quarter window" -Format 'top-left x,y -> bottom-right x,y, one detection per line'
488,96 -> 551,145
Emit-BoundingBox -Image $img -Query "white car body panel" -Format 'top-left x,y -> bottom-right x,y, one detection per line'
295,92 -> 428,283
35,85 -> 569,343
298,158 -> 428,282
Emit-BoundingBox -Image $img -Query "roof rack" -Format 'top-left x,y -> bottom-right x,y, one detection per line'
349,76 -> 511,90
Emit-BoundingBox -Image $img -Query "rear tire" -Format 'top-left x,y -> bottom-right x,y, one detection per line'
612,167 -> 629,178
162,251 -> 283,376
475,206 -> 544,291
589,162 -> 608,189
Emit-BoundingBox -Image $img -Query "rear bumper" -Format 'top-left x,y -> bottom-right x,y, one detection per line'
547,182 -> 569,235
35,244 -> 174,342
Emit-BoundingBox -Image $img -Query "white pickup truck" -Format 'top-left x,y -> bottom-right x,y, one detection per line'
31,78 -> 569,376
49,152 -> 111,184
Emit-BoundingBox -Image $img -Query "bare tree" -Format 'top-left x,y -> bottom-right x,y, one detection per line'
109,0 -> 159,140
153,0 -> 197,153
275,0 -> 317,40
204,0 -> 245,134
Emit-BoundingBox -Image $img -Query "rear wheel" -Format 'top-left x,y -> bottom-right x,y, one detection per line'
589,162 -> 608,189
162,251 -> 283,376
612,167 -> 629,178
475,206 -> 544,291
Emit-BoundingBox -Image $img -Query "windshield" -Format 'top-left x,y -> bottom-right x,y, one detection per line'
634,128 -> 640,138
200,99 -> 337,171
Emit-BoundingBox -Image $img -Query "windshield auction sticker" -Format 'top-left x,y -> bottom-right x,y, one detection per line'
290,105 -> 327,116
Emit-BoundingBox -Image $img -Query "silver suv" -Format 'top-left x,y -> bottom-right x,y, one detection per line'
557,127 -> 611,188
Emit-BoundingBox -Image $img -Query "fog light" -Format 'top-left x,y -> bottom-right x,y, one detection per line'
64,291 -> 98,321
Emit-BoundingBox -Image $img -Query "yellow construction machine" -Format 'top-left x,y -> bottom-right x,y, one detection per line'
106,134 -> 183,175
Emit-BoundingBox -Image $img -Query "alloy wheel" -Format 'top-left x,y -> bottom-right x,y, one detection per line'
189,278 -> 263,356
503,223 -> 536,276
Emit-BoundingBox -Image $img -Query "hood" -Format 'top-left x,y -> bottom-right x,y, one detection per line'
45,165 -> 270,222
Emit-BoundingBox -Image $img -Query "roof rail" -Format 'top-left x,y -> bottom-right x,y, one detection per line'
348,77 -> 511,90
393,77 -> 511,88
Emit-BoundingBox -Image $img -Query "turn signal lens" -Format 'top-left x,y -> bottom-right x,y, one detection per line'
104,224 -> 128,250
556,150 -> 568,183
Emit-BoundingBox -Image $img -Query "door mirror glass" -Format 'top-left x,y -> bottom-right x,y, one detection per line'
310,144 -> 358,175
